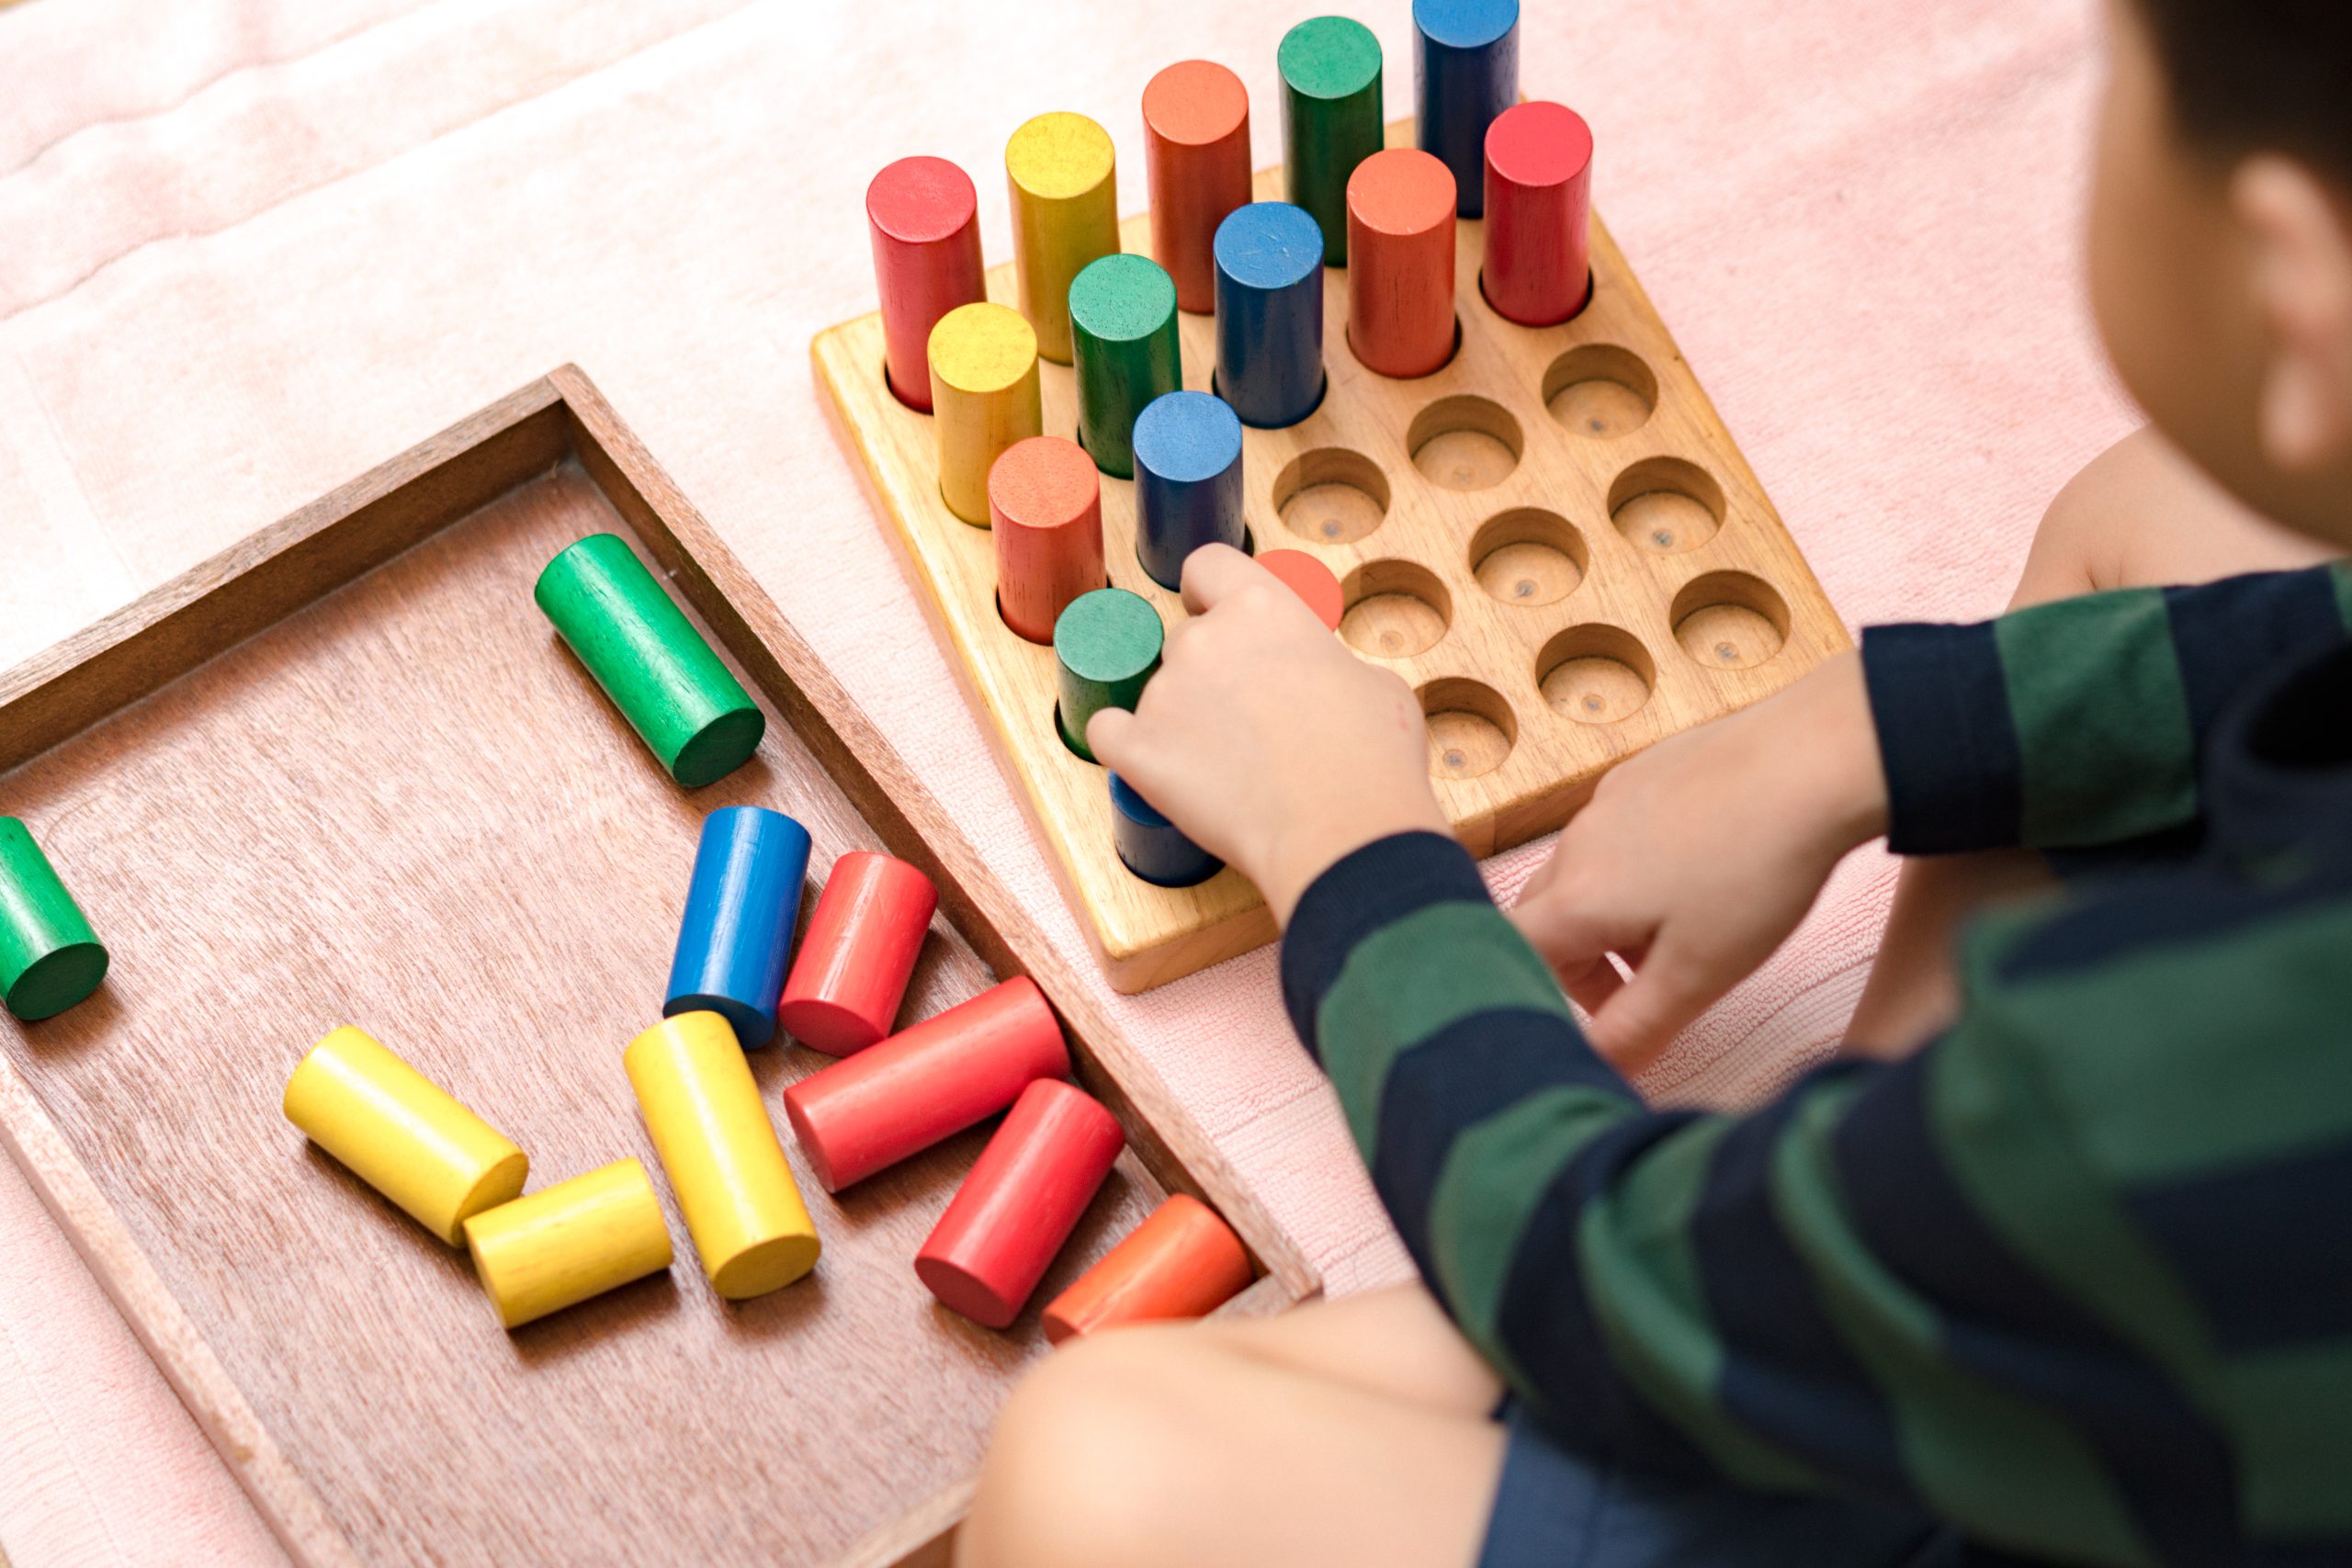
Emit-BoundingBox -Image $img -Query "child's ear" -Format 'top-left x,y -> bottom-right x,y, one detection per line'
2234,156 -> 2352,474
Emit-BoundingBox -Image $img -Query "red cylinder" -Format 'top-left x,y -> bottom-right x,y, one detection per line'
1346,149 -> 1458,378
1143,61 -> 1253,314
1254,549 -> 1344,631
781,976 -> 1067,1191
1482,102 -> 1595,327
916,1078 -> 1125,1329
1042,1192 -> 1253,1343
867,156 -> 988,412
990,436 -> 1106,644
778,852 -> 939,1056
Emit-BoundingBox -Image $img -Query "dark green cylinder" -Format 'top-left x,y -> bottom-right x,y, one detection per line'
535,534 -> 765,788
1054,589 -> 1163,762
1279,17 -> 1385,266
0,817 -> 107,1021
1070,254 -> 1182,479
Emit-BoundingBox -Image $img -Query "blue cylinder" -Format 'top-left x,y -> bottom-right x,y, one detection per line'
1108,773 -> 1222,888
663,806 -> 811,1048
1132,390 -> 1246,591
1414,0 -> 1520,218
1214,203 -> 1326,429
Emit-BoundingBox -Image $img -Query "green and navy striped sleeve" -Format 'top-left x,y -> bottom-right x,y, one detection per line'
1862,561 -> 2352,853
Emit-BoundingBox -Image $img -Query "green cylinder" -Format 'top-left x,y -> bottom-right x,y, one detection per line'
1070,254 -> 1182,480
1055,589 -> 1163,762
0,818 -> 107,1021
1279,17 -> 1385,266
534,534 -> 765,789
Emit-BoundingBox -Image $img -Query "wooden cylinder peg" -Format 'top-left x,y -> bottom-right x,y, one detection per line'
866,156 -> 987,412
1213,202 -> 1326,429
1054,587 -> 1164,761
1347,149 -> 1458,378
284,1025 -> 529,1246
626,1012 -> 820,1298
1132,391 -> 1246,591
1255,550 -> 1345,630
928,302 -> 1043,525
782,976 -> 1069,1192
1042,1193 -> 1253,1343
1069,254 -> 1182,479
1108,772 -> 1222,888
0,817 -> 107,1021
463,1158 -> 673,1330
1005,112 -> 1119,365
1278,17 -> 1384,266
535,534 -> 766,789
1142,61 -> 1252,313
778,851 -> 939,1056
663,806 -> 810,1049
1483,101 -> 1596,327
916,1078 -> 1125,1330
1413,0 -> 1520,218
990,435 -> 1106,646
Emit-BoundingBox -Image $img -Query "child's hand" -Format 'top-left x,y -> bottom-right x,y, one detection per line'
1087,545 -> 1450,924
1510,653 -> 1888,1072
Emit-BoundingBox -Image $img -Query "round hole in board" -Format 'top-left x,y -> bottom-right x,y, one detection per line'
1543,344 -> 1657,440
1470,509 -> 1589,608
1419,677 -> 1518,779
1408,395 -> 1524,491
1608,457 -> 1725,556
1339,559 -> 1452,660
1670,571 -> 1791,671
1273,447 -> 1392,545
1535,624 -> 1656,725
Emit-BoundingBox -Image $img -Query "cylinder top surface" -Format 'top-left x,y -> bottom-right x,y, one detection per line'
1413,0 -> 1519,48
1054,589 -> 1163,682
1256,549 -> 1346,630
1279,17 -> 1382,98
1006,112 -> 1115,201
1069,254 -> 1179,343
1350,147 -> 1456,233
990,436 -> 1099,527
930,303 -> 1036,394
1144,60 -> 1249,145
1487,100 -> 1595,186
866,156 -> 978,243
1133,390 -> 1242,483
1215,202 -> 1324,290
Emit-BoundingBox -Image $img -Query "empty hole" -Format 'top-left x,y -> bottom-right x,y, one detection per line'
1537,625 -> 1656,725
1543,345 -> 1657,440
1408,396 -> 1523,491
1274,448 -> 1393,545
1340,560 -> 1452,660
1419,678 -> 1517,779
1670,572 -> 1791,671
1471,509 -> 1589,607
1609,457 -> 1725,555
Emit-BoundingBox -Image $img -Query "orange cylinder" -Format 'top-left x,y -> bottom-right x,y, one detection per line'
991,435 -> 1106,645
1041,1192 -> 1253,1343
1345,148 -> 1458,378
1143,61 -> 1253,314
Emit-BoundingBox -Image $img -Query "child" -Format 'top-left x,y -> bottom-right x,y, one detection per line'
962,0 -> 2352,1562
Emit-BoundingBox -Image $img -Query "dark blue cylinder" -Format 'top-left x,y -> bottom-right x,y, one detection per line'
663,806 -> 811,1047
1108,773 -> 1222,888
1414,0 -> 1519,218
1214,203 -> 1326,429
1132,390 -> 1246,591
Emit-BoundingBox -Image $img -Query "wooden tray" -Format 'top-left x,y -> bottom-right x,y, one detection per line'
0,367 -> 1316,1568
815,117 -> 1849,993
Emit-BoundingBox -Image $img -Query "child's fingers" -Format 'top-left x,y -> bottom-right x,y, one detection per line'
1085,705 -> 1140,774
1560,956 -> 1624,1018
1584,939 -> 1713,1075
1178,543 -> 1264,615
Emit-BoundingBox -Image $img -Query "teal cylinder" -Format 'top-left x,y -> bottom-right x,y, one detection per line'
1279,17 -> 1385,266
1070,254 -> 1182,479
0,818 -> 107,1021
1054,589 -> 1164,763
534,534 -> 765,789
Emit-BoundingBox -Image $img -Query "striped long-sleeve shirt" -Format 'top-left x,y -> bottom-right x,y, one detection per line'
1282,562 -> 2352,1566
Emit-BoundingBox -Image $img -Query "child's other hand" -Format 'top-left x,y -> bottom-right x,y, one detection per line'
1510,653 -> 1888,1073
1087,545 -> 1449,924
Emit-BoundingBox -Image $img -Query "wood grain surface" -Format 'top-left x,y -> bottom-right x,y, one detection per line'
815,117 -> 1849,992
0,371 -> 1314,1567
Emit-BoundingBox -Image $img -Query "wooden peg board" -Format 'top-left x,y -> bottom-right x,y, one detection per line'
815,118 -> 1849,994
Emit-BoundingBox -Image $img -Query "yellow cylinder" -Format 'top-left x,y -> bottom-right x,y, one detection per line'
928,302 -> 1042,525
624,1012 -> 820,1298
282,1025 -> 528,1246
462,1157 -> 673,1329
1006,111 -> 1119,365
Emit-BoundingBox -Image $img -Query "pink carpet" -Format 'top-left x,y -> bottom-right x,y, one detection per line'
0,0 -> 2133,1560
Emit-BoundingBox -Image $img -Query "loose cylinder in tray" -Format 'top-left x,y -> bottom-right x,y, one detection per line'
464,1157 -> 673,1330
991,435 -> 1106,646
1005,112 -> 1120,365
0,817 -> 107,1021
1256,549 -> 1345,630
283,1025 -> 528,1246
1482,101 -> 1595,327
1042,1192 -> 1253,1343
1346,149 -> 1458,378
1109,772 -> 1222,889
1213,202 -> 1326,429
1054,587 -> 1164,762
778,851 -> 939,1057
866,155 -> 987,412
1143,60 -> 1253,313
1278,17 -> 1385,267
626,1011 -> 820,1297
1413,0 -> 1520,218
929,302 -> 1043,525
1070,253 -> 1182,480
535,533 -> 765,788
664,806 -> 810,1049
1132,390 -> 1246,591
782,975 -> 1068,1192
916,1077 -> 1126,1330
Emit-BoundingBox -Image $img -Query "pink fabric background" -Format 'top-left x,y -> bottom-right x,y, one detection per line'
0,0 -> 2134,1561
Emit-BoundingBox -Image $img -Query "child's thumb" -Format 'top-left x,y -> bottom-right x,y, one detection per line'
1586,944 -> 1707,1077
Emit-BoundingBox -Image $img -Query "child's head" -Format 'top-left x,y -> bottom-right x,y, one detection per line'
2093,0 -> 2352,542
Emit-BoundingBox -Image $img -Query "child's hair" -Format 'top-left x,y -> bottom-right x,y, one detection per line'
2136,0 -> 2352,177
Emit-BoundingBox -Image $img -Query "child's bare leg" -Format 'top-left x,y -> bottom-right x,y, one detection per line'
1846,430 -> 2336,1053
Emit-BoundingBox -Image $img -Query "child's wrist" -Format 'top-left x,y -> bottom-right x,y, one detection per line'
1258,794 -> 1449,927
1787,651 -> 1891,852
